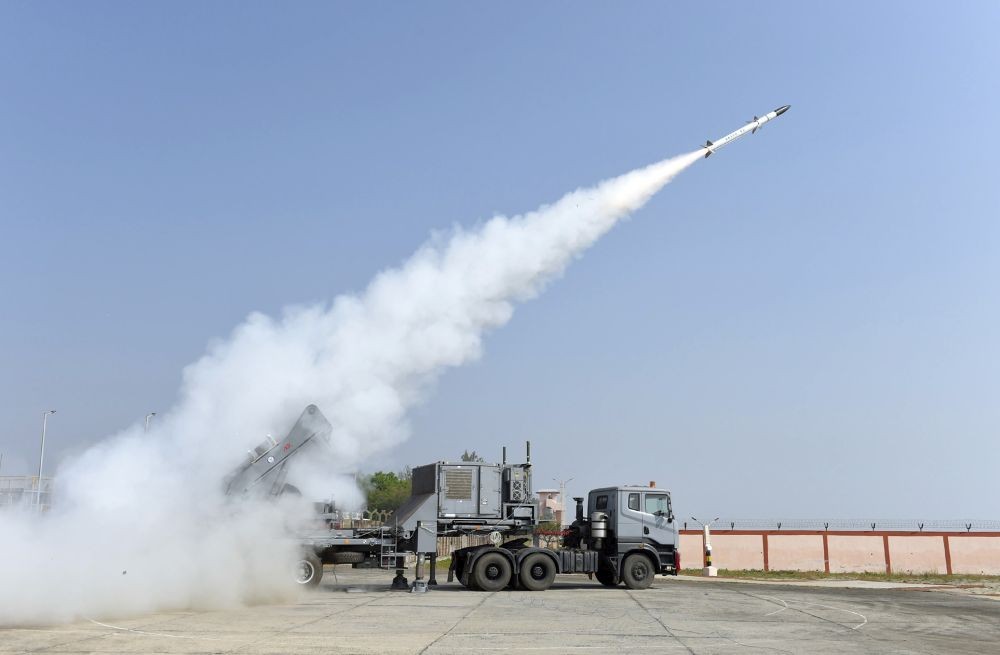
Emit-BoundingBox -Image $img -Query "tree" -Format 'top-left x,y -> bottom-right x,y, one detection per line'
460,450 -> 485,462
361,469 -> 412,512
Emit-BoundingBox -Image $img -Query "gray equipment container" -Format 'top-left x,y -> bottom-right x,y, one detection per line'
389,460 -> 536,554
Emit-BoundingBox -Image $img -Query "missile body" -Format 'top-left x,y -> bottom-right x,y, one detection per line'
223,404 -> 332,498
702,105 -> 790,158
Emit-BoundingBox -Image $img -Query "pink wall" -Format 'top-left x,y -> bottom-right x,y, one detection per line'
950,537 -> 1000,575
828,535 -> 886,573
767,535 -> 825,572
713,535 -> 766,570
679,534 -> 765,570
677,531 -> 1000,576
679,533 -> 703,570
889,536 -> 948,574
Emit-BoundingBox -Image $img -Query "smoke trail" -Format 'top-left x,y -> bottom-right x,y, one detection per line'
166,150 -> 702,474
0,151 -> 701,625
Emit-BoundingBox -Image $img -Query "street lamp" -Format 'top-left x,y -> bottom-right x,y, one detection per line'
691,516 -> 720,577
144,412 -> 157,432
37,410 -> 56,510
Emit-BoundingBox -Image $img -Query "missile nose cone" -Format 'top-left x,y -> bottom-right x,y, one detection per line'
775,105 -> 791,116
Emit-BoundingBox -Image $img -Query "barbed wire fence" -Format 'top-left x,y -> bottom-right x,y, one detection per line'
679,519 -> 1000,532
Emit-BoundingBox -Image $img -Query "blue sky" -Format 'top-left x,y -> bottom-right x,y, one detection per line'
1,2 -> 998,517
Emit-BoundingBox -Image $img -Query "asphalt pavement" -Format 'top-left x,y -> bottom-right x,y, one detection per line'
3,568 -> 998,654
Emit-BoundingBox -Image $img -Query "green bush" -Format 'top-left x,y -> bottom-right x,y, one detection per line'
360,469 -> 412,512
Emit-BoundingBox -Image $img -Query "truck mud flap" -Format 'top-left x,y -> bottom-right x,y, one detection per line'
450,544 -> 484,584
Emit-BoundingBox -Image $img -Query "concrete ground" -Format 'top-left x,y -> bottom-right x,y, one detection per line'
4,567 -> 999,654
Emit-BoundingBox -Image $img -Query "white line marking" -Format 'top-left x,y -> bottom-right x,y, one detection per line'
791,600 -> 868,630
86,618 -> 225,641
749,593 -> 867,630
754,594 -> 789,616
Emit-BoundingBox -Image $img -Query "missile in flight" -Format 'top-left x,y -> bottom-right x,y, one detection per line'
702,105 -> 790,158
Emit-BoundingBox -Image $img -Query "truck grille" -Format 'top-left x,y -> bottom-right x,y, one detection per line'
444,469 -> 473,500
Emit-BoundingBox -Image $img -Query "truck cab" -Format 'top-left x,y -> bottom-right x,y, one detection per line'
587,485 -> 678,586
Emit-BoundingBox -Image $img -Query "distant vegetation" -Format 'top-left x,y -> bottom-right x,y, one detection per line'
460,450 -> 485,462
359,468 -> 412,512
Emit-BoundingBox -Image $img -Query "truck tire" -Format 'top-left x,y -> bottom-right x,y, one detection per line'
621,553 -> 655,590
295,552 -> 323,587
595,563 -> 618,587
473,552 -> 512,592
331,551 -> 366,564
518,553 -> 556,591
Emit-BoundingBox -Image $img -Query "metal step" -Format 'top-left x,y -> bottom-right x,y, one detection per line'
379,527 -> 400,569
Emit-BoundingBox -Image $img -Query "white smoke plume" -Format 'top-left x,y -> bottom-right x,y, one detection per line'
0,151 -> 701,625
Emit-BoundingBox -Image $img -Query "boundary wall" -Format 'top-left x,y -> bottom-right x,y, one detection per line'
678,530 -> 1000,575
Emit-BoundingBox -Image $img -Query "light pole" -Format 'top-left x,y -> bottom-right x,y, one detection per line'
691,516 -> 719,577
144,412 -> 157,432
37,410 -> 56,510
552,477 -> 574,526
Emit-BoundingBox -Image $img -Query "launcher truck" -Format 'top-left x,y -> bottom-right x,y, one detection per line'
226,405 -> 680,591
448,482 -> 679,591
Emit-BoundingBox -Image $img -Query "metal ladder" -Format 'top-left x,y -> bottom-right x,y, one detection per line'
379,526 -> 399,569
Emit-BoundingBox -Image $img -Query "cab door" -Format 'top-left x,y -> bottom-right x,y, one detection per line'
618,491 -> 645,546
642,492 -> 675,548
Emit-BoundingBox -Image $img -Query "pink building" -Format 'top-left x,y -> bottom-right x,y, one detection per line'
536,488 -> 563,525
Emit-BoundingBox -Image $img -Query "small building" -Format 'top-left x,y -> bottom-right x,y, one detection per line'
536,488 -> 563,526
0,476 -> 53,511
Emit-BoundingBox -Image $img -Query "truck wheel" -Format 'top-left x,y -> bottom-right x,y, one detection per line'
518,553 -> 556,591
473,553 -> 512,592
621,553 -> 655,590
595,564 -> 618,587
331,551 -> 365,564
295,552 -> 323,587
